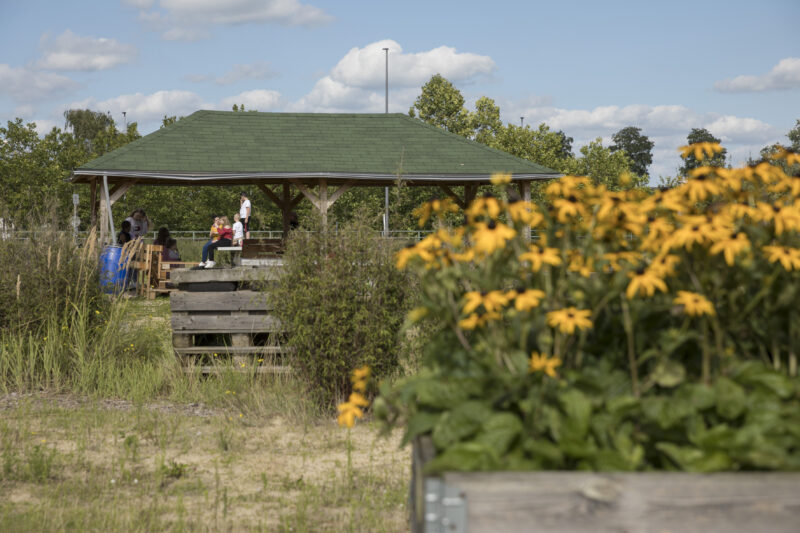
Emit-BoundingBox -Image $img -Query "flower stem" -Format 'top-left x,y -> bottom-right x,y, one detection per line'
620,297 -> 640,398
701,319 -> 711,385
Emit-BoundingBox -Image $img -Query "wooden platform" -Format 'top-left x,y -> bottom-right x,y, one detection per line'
170,285 -> 291,374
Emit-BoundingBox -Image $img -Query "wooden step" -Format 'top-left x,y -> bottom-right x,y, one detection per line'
170,290 -> 272,312
171,313 -> 281,333
171,266 -> 282,285
174,346 -> 290,355
182,365 -> 292,375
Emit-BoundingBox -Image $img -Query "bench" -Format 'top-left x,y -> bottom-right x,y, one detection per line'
215,246 -> 243,265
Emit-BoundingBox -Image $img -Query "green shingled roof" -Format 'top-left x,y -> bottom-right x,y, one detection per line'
74,111 -> 558,182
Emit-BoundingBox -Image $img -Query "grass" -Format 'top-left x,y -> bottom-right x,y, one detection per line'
0,297 -> 411,532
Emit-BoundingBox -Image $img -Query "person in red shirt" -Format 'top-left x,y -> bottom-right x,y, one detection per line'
204,216 -> 233,268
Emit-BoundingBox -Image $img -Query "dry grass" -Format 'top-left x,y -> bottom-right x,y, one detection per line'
0,395 -> 409,532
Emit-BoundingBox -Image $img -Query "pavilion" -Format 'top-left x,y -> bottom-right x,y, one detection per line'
71,110 -> 560,241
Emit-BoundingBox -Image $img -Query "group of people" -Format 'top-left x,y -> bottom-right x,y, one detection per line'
115,193 -> 253,269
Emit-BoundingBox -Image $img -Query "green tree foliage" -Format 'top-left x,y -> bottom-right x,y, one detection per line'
753,119 -> 800,176
409,74 -> 473,137
563,138 -> 639,189
63,109 -> 113,149
610,126 -> 654,177
680,128 -> 727,175
492,123 -> 573,172
470,96 -> 503,145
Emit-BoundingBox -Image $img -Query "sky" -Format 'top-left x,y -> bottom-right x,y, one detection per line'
1,0 -> 799,179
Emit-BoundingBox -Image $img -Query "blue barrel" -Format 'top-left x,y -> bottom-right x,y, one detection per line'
99,245 -> 127,294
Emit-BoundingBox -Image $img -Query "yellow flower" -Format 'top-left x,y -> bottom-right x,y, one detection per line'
395,243 -> 435,269
763,245 -> 800,271
507,288 -> 546,312
626,269 -> 668,299
529,351 -> 562,378
463,290 -> 510,314
680,169 -> 721,203
546,307 -> 593,334
507,200 -> 542,226
348,392 -> 370,408
458,311 -> 501,330
490,172 -> 512,185
552,195 -> 587,223
471,220 -> 516,255
709,232 -> 750,266
466,194 -> 503,221
673,291 -> 715,317
679,142 -> 724,161
336,403 -> 364,428
518,245 -> 562,272
649,253 -> 681,278
567,252 -> 593,278
755,202 -> 800,235
407,307 -> 429,323
412,197 -> 459,226
351,366 -> 371,382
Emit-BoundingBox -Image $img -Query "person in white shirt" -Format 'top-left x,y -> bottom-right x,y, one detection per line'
239,192 -> 251,240
232,213 -> 244,246
124,209 -> 150,240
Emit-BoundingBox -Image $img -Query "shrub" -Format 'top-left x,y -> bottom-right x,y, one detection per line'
376,147 -> 800,472
269,216 -> 416,407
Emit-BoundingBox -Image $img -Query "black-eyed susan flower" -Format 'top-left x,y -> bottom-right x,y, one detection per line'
412,197 -> 459,227
507,199 -> 542,226
679,142 -> 724,161
626,268 -> 668,299
507,288 -> 546,312
458,311 -> 501,330
395,243 -> 434,269
519,245 -> 562,272
466,193 -> 503,221
529,351 -> 562,378
673,291 -> 715,317
552,195 -> 587,223
490,172 -> 512,185
709,232 -> 750,266
337,402 -> 364,428
755,202 -> 800,235
567,252 -> 593,278
763,245 -> 800,271
681,170 -> 721,203
546,307 -> 593,334
649,253 -> 681,278
471,220 -> 516,255
463,290 -> 510,314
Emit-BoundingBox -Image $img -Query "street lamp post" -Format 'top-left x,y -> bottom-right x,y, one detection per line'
383,47 -> 389,237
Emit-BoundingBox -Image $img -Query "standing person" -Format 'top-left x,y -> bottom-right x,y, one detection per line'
239,192 -> 251,240
198,215 -> 220,268
232,213 -> 244,246
125,209 -> 151,240
204,216 -> 232,269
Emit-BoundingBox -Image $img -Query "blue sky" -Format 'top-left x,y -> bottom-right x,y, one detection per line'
1,0 -> 798,178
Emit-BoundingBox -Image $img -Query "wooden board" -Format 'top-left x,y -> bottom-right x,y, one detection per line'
439,471 -> 800,533
182,365 -> 292,375
170,290 -> 271,312
171,313 -> 281,333
173,346 -> 290,355
170,266 -> 283,285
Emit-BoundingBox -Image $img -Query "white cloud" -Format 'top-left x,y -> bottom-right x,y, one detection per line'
133,0 -> 332,40
714,57 -> 800,92
185,62 -> 276,85
0,64 -> 79,102
220,89 -> 282,110
329,39 -> 495,89
505,101 -> 779,179
69,90 -> 210,124
37,30 -> 138,71
290,40 -> 494,112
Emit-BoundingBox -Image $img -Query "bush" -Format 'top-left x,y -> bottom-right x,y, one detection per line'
269,216 -> 416,407
377,147 -> 800,472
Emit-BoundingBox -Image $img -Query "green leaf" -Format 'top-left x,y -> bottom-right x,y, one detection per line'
474,413 -> 523,457
676,383 -> 715,410
423,442 -> 496,473
651,360 -> 686,388
523,438 -> 564,467
656,443 -> 732,472
558,389 -> 592,440
714,377 -> 747,420
431,401 -> 492,449
401,411 -> 441,447
414,378 -> 476,409
733,361 -> 795,399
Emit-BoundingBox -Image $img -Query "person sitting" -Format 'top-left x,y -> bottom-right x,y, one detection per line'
153,226 -> 170,247
232,213 -> 244,246
198,215 -> 220,268
117,220 -> 132,245
204,216 -> 232,269
163,238 -> 181,261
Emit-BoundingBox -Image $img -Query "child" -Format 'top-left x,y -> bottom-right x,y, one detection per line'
204,216 -> 232,269
198,215 -> 220,268
117,220 -> 132,245
163,238 -> 181,261
232,213 -> 244,246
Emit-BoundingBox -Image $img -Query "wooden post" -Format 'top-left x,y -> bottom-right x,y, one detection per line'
291,179 -> 353,231
319,178 -> 328,228
281,182 -> 291,238
520,180 -> 531,242
90,178 -> 97,228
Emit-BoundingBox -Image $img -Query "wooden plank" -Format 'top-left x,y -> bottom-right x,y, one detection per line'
171,313 -> 281,333
170,290 -> 271,312
174,346 -> 289,355
182,365 -> 292,375
170,266 -> 283,284
434,471 -> 800,533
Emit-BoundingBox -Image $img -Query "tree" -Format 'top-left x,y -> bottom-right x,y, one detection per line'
63,109 -> 114,148
563,138 -> 640,189
409,74 -> 473,137
610,126 -> 654,177
470,96 -> 503,145
555,130 -> 573,160
679,128 -> 727,175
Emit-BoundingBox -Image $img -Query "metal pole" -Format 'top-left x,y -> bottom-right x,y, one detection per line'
103,174 -> 114,244
383,47 -> 390,237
